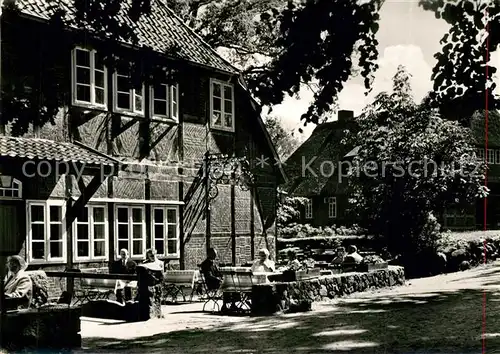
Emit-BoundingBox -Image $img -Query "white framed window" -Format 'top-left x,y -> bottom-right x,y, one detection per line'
327,197 -> 337,218
0,178 -> 22,199
305,198 -> 313,219
113,69 -> 144,115
151,83 -> 179,121
444,208 -> 476,230
74,205 -> 108,261
152,206 -> 180,258
495,150 -> 500,165
488,149 -> 495,164
210,79 -> 234,132
115,205 -> 146,258
71,47 -> 107,107
475,148 -> 485,161
27,200 -> 66,262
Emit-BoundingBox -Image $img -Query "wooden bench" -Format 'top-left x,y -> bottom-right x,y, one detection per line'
76,277 -> 116,304
72,270 -> 120,304
162,270 -> 197,303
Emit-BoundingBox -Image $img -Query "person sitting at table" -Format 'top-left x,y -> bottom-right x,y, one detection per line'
200,247 -> 223,290
4,255 -> 33,309
331,247 -> 346,265
111,249 -> 137,303
143,248 -> 164,273
284,250 -> 302,271
344,245 -> 363,264
251,248 -> 275,273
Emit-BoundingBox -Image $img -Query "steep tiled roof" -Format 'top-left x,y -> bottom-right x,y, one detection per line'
15,0 -> 238,74
0,135 -> 119,166
284,119 -> 358,196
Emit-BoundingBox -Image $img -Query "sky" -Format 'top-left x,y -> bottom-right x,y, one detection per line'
268,0 -> 496,141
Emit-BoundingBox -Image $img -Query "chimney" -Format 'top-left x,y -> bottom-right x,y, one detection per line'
338,110 -> 354,121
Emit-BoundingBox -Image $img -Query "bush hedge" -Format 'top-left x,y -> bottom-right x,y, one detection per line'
279,223 -> 367,239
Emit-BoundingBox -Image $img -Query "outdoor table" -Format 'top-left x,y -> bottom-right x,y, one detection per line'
220,270 -> 283,313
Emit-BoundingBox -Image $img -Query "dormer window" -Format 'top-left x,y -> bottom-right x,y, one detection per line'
0,177 -> 22,199
210,79 -> 234,132
113,68 -> 144,115
71,47 -> 107,107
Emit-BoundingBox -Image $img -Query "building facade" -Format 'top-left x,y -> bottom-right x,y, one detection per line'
283,110 -> 357,227
0,0 -> 284,273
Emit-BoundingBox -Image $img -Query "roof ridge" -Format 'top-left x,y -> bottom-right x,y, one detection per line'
155,0 -> 240,75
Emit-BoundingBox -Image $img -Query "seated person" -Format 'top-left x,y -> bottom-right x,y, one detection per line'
251,248 -> 275,273
344,245 -> 363,264
4,255 -> 32,309
283,250 -> 302,271
143,248 -> 164,273
331,247 -> 346,265
200,248 -> 222,290
139,249 -> 164,283
111,248 -> 137,274
111,249 -> 137,303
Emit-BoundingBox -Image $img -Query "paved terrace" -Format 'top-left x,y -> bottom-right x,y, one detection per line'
77,263 -> 500,353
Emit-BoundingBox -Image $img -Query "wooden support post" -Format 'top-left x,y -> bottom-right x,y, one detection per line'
145,176 -> 151,250
205,153 -> 211,254
65,174 -> 74,294
0,254 -> 5,349
179,180 -> 185,270
107,202 -> 115,271
231,177 -> 236,266
250,187 -> 255,260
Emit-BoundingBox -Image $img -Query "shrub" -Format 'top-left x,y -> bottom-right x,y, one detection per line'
362,255 -> 386,264
279,223 -> 367,239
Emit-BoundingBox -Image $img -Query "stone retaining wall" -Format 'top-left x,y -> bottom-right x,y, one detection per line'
251,266 -> 405,315
2,306 -> 81,350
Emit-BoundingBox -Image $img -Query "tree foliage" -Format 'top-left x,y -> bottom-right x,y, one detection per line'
263,115 -> 300,160
276,193 -> 307,230
348,65 -> 487,255
247,0 -> 383,124
419,0 -> 500,125
166,0 -> 284,67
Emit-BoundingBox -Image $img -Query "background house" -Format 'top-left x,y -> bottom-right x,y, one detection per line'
0,0 -> 284,274
284,109 -> 500,231
283,110 -> 358,227
445,112 -> 500,231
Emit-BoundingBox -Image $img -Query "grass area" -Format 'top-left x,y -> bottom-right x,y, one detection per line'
79,265 -> 500,353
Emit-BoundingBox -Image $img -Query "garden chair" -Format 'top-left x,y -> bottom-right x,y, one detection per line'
162,270 -> 196,303
198,272 -> 222,312
221,269 -> 253,314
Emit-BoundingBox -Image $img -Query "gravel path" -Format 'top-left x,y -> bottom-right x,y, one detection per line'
79,263 -> 500,353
